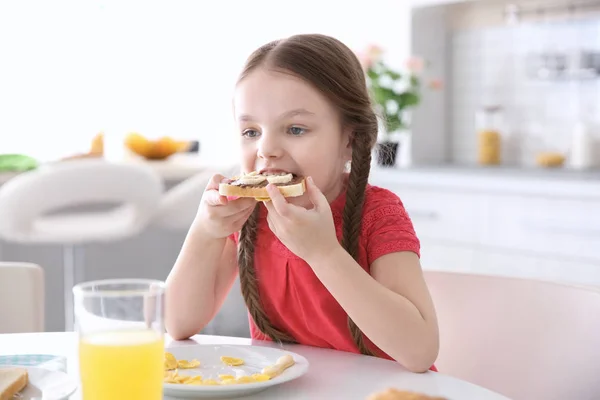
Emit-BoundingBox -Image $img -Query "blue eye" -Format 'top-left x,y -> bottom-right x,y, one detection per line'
243,129 -> 260,138
289,126 -> 306,136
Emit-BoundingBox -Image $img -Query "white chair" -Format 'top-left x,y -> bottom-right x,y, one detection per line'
0,262 -> 45,333
424,270 -> 600,400
152,164 -> 240,231
0,159 -> 164,331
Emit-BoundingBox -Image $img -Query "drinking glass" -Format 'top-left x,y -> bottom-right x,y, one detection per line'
73,279 -> 165,400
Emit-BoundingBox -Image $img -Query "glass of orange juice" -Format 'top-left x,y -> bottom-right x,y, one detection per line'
73,279 -> 165,400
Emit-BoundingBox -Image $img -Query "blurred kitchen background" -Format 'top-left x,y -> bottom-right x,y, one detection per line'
0,0 -> 599,335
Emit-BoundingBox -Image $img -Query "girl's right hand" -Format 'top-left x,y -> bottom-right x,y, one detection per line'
194,174 -> 257,239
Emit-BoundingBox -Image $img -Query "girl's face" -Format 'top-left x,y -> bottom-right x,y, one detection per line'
233,68 -> 351,208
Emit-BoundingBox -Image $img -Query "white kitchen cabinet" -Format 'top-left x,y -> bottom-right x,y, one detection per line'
369,167 -> 600,287
483,195 -> 600,263
386,186 -> 487,245
471,248 -> 542,279
471,248 -> 600,287
419,240 -> 476,273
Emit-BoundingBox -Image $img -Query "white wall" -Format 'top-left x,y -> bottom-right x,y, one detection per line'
0,0 -> 411,165
447,0 -> 600,166
409,0 -> 600,167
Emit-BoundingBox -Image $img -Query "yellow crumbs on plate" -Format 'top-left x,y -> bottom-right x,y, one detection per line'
162,351 -> 295,386
220,356 -> 245,366
164,351 -> 178,371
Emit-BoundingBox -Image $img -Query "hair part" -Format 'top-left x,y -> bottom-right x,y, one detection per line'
236,34 -> 379,357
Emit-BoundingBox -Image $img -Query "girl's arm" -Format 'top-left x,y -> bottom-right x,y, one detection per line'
306,249 -> 439,373
262,179 -> 438,372
165,221 -> 239,340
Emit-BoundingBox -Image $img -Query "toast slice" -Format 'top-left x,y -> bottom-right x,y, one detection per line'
0,367 -> 28,400
218,171 -> 306,201
367,388 -> 448,400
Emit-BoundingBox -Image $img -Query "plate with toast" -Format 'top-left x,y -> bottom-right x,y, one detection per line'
0,365 -> 77,400
219,171 -> 306,201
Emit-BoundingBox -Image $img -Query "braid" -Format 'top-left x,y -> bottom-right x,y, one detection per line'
342,135 -> 377,357
238,204 -> 296,343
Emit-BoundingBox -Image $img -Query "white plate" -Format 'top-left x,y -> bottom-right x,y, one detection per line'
2,365 -> 78,400
163,344 -> 309,399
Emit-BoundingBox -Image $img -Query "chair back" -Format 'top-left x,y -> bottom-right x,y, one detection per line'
0,262 -> 45,333
153,164 -> 240,231
424,270 -> 600,400
0,159 -> 164,243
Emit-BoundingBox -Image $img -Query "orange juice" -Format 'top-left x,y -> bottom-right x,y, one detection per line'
79,329 -> 164,400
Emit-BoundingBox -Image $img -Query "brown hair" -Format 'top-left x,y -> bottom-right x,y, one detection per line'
236,34 -> 379,356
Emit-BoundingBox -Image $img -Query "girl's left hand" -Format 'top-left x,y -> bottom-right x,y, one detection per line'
264,176 -> 340,264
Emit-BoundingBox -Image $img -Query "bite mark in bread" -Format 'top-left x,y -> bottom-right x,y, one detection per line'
218,171 -> 306,201
0,367 -> 28,400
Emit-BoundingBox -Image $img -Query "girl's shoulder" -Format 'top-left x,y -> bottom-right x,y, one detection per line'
330,182 -> 411,232
362,183 -> 408,218
364,183 -> 403,206
361,183 -> 420,260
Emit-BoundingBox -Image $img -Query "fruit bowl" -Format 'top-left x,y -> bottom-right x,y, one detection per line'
124,133 -> 190,161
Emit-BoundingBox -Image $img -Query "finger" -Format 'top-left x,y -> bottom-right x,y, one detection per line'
227,197 -> 257,213
306,176 -> 329,210
263,199 -> 276,218
204,174 -> 229,206
220,208 -> 255,231
266,184 -> 294,218
229,205 -> 256,226
266,213 -> 276,233
206,174 -> 226,190
242,203 -> 257,220
263,197 -> 273,210
211,199 -> 256,220
223,204 -> 255,220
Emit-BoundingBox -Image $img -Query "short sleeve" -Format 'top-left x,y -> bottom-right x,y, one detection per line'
363,187 -> 420,264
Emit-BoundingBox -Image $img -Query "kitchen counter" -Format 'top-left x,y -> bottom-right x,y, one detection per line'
3,160 -> 599,199
370,164 -> 600,199
0,153 -> 235,186
402,164 -> 600,180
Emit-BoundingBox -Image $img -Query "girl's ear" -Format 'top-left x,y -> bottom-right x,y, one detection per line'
343,127 -> 353,161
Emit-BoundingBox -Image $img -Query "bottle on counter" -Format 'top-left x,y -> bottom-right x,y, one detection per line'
569,121 -> 596,170
476,105 -> 504,166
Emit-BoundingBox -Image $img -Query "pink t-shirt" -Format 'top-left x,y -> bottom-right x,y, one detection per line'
230,182 -> 434,369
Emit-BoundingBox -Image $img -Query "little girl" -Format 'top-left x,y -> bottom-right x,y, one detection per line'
166,33 -> 439,373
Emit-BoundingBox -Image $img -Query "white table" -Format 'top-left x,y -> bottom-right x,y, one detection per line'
0,332 -> 510,400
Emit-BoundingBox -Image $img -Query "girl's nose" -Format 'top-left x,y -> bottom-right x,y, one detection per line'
257,131 -> 283,160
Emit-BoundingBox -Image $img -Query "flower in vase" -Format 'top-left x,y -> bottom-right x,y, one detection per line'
357,45 -> 424,138
357,44 -> 384,70
406,56 -> 425,74
428,78 -> 444,90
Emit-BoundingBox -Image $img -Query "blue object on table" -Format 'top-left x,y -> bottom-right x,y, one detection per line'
0,354 -> 67,372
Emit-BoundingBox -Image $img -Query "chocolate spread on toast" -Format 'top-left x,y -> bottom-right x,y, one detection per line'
232,172 -> 302,188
